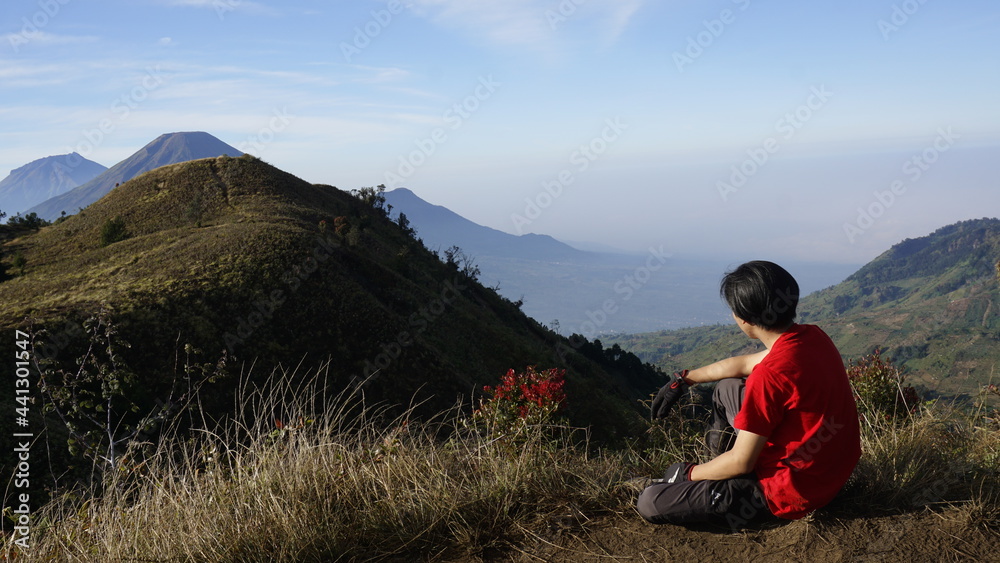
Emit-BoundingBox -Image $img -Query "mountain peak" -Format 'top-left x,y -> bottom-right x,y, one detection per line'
0,153 -> 107,215
384,187 -> 586,261
26,132 -> 242,220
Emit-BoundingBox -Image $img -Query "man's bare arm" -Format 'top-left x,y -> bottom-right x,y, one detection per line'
684,349 -> 768,385
689,429 -> 768,481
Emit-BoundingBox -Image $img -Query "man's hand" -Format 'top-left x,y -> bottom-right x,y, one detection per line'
664,461 -> 696,483
650,370 -> 689,420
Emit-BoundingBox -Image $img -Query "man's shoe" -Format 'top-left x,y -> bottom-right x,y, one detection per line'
621,476 -> 669,493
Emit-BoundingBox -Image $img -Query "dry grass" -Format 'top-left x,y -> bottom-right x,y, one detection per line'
10,365 -> 632,562
839,387 -> 1000,527
6,369 -> 998,561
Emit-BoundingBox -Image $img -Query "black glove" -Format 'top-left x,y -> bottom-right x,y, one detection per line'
663,461 -> 696,484
650,370 -> 690,420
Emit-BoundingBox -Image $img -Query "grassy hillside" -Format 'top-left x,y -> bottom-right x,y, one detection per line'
0,155 -> 664,510
613,218 -> 1000,398
799,218 -> 1000,395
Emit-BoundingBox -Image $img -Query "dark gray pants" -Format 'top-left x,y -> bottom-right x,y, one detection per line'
636,473 -> 771,530
706,377 -> 744,455
636,378 -> 776,530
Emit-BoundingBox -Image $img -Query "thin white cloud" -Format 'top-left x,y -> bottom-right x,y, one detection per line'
409,0 -> 552,47
3,31 -> 98,52
160,0 -> 279,17
407,0 -> 646,50
0,59 -> 108,88
347,64 -> 412,84
604,0 -> 644,44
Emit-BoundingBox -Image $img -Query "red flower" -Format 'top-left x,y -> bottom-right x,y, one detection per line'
479,366 -> 566,423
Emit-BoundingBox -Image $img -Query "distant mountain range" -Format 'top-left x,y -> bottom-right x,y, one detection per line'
27,132 -> 242,220
615,217 -> 1000,398
0,153 -> 106,215
385,188 -> 589,262
384,188 -> 859,336
4,137 -> 857,337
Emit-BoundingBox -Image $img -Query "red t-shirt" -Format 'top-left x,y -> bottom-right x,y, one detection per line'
733,324 -> 861,519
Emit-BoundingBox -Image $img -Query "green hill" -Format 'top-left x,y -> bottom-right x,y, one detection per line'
0,155 -> 662,480
613,218 -> 1000,398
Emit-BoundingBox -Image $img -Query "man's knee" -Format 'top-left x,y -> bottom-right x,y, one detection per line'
636,485 -> 665,523
714,378 -> 743,401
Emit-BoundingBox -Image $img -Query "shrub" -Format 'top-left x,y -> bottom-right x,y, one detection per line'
333,216 -> 350,236
847,348 -> 919,424
840,356 -> 998,519
11,251 -> 26,275
99,216 -> 130,247
474,366 -> 566,437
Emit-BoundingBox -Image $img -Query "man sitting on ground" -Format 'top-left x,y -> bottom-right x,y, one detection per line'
637,260 -> 861,529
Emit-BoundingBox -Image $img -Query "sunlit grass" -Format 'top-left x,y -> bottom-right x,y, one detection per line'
5,364 -> 998,561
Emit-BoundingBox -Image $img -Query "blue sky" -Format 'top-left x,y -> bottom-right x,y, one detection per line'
3,0 -> 998,264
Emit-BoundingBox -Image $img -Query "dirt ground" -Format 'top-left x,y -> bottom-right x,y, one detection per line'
422,504 -> 1000,563
512,506 -> 1000,563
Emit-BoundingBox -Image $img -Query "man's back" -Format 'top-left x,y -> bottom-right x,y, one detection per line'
736,323 -> 861,519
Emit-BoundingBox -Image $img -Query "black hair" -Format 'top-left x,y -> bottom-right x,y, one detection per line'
720,261 -> 799,331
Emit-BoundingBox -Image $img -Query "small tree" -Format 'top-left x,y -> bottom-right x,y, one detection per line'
351,185 -> 388,216
7,212 -> 49,230
34,311 -> 226,477
100,216 -> 130,247
442,245 -> 480,282
396,212 -> 415,237
36,311 -> 140,470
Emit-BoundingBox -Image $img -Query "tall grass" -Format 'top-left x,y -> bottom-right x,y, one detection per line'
844,400 -> 996,510
837,368 -> 999,527
10,364 -> 632,562
6,363 -> 999,561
